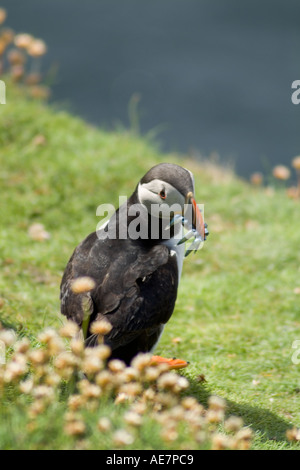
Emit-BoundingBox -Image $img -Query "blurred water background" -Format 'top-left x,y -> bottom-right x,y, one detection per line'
2,0 -> 300,178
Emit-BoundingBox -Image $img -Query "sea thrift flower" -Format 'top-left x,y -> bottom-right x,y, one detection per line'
0,322 -> 253,450
28,39 -> 47,57
0,329 -> 16,346
95,370 -> 113,389
272,165 -> 291,181
130,402 -> 147,415
32,134 -> 46,146
54,351 -> 78,372
80,382 -> 101,399
1,29 -> 14,46
0,39 -> 6,55
212,433 -> 232,450
28,223 -> 50,241
286,427 -> 300,442
70,338 -> 84,356
168,405 -> 185,421
71,277 -> 96,294
114,392 -> 128,405
121,366 -> 140,382
161,427 -> 178,443
82,355 -> 104,376
172,376 -> 189,393
205,409 -> 224,424
38,328 -> 58,344
208,395 -> 226,411
157,372 -> 178,391
171,337 -> 182,344
117,382 -> 142,399
38,328 -> 64,355
0,8 -> 7,24
44,371 -> 61,387
292,156 -> 300,170
89,344 -> 111,361
68,395 -> 85,411
154,392 -> 177,409
131,353 -> 152,372
32,385 -> 55,401
250,172 -> 263,186
28,400 -> 45,418
65,420 -> 86,437
142,387 -> 156,402
11,64 -> 24,82
19,378 -> 34,394
97,417 -> 111,432
14,33 -> 33,49
29,85 -> 50,100
7,48 -> 25,65
4,361 -> 27,382
181,396 -> 198,410
234,428 -> 253,450
108,359 -> 126,373
26,73 -> 42,86
59,321 -> 79,338
224,416 -> 244,433
14,338 -> 31,354
90,319 -> 112,336
286,187 -> 299,199
124,411 -> 143,427
144,366 -> 161,382
28,349 -> 47,366
113,429 -> 134,446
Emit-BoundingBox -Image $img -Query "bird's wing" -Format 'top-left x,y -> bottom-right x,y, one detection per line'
60,232 -> 98,325
60,232 -> 178,350
97,245 -> 178,353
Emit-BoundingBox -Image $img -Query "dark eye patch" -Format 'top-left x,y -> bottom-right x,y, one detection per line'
159,189 -> 166,199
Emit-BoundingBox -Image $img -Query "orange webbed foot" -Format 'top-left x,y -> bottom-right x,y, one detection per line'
151,355 -> 189,370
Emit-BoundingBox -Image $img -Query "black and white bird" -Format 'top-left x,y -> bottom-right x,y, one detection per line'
60,163 -> 208,367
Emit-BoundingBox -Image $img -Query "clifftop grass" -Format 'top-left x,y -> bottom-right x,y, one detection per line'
0,85 -> 300,449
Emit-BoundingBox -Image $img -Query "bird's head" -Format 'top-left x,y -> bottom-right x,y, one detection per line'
137,163 -> 209,255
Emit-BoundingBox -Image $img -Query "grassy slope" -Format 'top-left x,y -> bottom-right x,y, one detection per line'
0,86 -> 300,449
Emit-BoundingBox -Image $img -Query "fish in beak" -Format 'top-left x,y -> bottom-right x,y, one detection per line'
169,192 -> 209,256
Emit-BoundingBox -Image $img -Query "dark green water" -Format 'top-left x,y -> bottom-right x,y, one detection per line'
1,0 -> 300,177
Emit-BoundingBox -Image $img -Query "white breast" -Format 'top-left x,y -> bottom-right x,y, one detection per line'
163,225 -> 185,282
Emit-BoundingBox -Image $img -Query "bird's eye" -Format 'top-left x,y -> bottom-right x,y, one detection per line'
159,189 -> 166,199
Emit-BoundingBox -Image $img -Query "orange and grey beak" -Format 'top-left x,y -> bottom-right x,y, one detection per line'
176,192 -> 209,256
187,192 -> 205,241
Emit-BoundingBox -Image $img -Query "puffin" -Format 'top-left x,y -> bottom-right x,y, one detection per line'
60,163 -> 208,368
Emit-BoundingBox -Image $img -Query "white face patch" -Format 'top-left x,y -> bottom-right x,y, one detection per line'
137,179 -> 185,219
163,225 -> 185,281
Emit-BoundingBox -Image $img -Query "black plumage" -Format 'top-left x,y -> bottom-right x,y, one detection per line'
60,163 -> 201,365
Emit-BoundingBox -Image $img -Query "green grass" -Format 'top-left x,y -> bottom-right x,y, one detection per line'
0,83 -> 300,450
